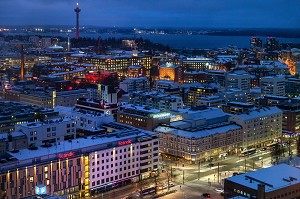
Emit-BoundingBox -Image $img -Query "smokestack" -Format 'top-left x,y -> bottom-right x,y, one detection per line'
257,184 -> 265,199
20,44 -> 25,81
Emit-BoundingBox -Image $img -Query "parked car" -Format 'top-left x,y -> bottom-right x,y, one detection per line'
202,193 -> 211,198
207,163 -> 214,167
215,188 -> 224,193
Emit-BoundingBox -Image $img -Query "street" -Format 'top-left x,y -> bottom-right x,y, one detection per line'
88,146 -> 300,199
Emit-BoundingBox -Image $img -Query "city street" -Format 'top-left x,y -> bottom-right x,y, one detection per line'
87,146 -> 300,199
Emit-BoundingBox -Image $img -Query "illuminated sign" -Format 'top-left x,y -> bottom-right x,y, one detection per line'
58,151 -> 75,159
118,139 -> 132,146
35,184 -> 47,195
151,113 -> 171,119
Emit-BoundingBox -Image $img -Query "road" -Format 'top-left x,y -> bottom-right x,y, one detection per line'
88,146 -> 299,199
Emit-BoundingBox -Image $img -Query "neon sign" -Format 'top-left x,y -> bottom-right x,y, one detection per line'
58,151 -> 75,159
151,113 -> 171,119
118,139 -> 132,146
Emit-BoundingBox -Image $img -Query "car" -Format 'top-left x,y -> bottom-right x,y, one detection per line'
260,147 -> 267,151
215,188 -> 224,192
202,193 -> 211,198
207,163 -> 214,167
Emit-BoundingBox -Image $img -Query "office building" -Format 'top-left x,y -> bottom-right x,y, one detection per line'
227,70 -> 251,92
15,117 -> 76,146
117,104 -> 171,131
183,71 -> 206,84
159,63 -> 182,83
224,164 -> 300,199
0,101 -> 58,134
119,77 -> 150,93
129,91 -> 183,111
75,98 -> 119,118
187,86 -> 218,106
277,99 -> 300,135
181,57 -> 214,71
260,76 -> 285,96
155,107 -> 242,162
229,107 -> 282,149
285,78 -> 300,98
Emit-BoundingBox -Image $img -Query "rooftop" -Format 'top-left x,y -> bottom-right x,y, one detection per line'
226,164 -> 300,192
155,123 -> 241,139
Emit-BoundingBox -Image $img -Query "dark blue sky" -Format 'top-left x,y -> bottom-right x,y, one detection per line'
1,0 -> 299,28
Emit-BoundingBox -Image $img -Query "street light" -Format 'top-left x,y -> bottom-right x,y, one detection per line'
198,160 -> 201,180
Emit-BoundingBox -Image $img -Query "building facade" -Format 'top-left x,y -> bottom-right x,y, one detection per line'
0,127 -> 159,199
229,107 -> 282,149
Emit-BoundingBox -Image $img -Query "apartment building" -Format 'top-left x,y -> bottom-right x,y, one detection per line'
229,107 -> 282,149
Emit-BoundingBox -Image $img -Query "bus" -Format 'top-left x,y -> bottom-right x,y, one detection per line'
141,186 -> 156,195
240,148 -> 256,157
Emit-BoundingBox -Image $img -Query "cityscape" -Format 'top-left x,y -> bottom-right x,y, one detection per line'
1,1 -> 300,199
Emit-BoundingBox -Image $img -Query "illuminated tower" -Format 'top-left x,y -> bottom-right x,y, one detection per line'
20,44 -> 25,81
74,1 -> 81,40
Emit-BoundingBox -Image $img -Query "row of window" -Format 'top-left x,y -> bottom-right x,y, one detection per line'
91,170 -> 139,187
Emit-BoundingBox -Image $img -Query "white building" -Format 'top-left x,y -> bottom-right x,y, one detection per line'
55,89 -> 90,107
99,85 -> 117,103
119,77 -> 150,93
153,80 -> 180,91
71,109 -> 114,133
15,117 -> 76,146
260,75 -> 286,96
197,95 -> 225,107
229,106 -> 282,148
227,70 -> 251,92
129,91 -> 183,111
88,125 -> 159,193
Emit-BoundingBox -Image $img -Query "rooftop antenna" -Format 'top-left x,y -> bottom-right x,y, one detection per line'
67,33 -> 71,51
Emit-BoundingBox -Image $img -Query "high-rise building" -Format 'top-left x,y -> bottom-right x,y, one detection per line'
266,37 -> 279,51
260,75 -> 286,96
250,36 -> 262,49
181,57 -> 214,72
227,70 -> 251,92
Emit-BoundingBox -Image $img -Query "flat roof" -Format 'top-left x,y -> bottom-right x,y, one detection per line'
7,128 -> 157,161
155,123 -> 241,139
226,164 -> 300,192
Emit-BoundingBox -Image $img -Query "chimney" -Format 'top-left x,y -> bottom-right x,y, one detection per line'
257,184 -> 265,199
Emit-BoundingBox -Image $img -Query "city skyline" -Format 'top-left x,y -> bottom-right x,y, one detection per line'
0,0 -> 300,28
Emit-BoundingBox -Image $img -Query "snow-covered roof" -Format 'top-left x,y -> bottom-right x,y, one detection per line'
7,129 -> 156,161
226,164 -> 300,192
232,107 -> 282,120
155,123 -> 241,139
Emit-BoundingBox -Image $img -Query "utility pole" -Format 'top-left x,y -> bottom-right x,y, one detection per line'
244,158 -> 247,173
167,171 -> 170,191
154,173 -> 157,194
198,160 -> 201,180
182,170 -> 184,185
217,162 -> 220,184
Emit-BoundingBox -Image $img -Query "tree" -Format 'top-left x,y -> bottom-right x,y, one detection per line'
297,135 -> 300,157
270,143 -> 284,165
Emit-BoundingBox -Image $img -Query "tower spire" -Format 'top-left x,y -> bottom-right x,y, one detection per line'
74,0 -> 81,40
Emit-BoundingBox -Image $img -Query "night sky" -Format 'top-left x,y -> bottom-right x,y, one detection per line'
0,0 -> 299,28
